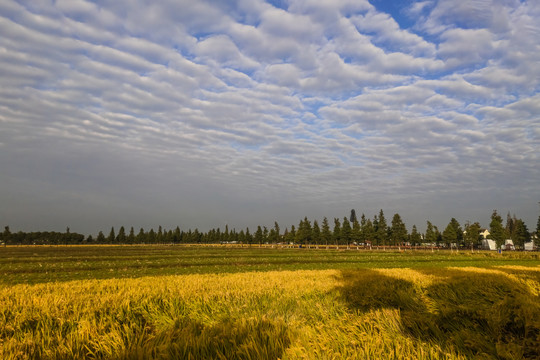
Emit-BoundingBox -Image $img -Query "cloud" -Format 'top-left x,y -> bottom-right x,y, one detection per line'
195,34 -> 259,70
351,10 -> 437,57
1,0 -> 539,233
437,28 -> 496,68
416,0 -> 521,34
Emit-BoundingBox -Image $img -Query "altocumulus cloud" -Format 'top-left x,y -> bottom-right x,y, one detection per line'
0,0 -> 539,234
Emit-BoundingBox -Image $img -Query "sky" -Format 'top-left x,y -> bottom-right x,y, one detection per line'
1,0 -> 539,236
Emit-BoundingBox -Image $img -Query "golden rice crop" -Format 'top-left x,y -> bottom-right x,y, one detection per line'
1,266 -> 539,359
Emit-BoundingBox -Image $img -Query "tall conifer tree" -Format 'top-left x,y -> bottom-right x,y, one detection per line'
116,226 -> 126,244
425,221 -> 437,245
390,213 -> 407,246
513,219 -> 530,248
350,209 -> 357,223
341,217 -> 351,246
464,221 -> 481,251
489,210 -> 505,248
255,226 -> 263,246
273,222 -> 280,243
332,218 -> 341,246
321,217 -> 331,247
245,227 -> 253,246
536,212 -> 540,245
312,220 -> 321,246
364,218 -> 374,245
410,225 -> 421,246
352,218 -> 361,245
127,227 -> 135,244
107,227 -> 115,244
377,210 -> 388,246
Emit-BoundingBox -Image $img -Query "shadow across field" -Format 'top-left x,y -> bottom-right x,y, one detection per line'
338,268 -> 540,359
154,316 -> 290,359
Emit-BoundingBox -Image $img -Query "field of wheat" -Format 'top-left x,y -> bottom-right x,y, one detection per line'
0,247 -> 539,359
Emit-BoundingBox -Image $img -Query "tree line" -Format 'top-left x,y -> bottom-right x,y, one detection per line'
2,209 -> 539,248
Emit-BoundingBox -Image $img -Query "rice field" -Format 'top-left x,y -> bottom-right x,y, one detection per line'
0,246 -> 539,359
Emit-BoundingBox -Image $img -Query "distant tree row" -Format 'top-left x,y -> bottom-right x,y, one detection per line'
2,209 -> 539,248
0,227 -> 85,246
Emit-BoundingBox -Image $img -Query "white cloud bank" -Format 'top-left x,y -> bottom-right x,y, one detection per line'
0,0 -> 539,234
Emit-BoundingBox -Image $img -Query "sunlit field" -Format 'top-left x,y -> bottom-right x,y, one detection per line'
1,246 -> 539,359
1,245 -> 538,285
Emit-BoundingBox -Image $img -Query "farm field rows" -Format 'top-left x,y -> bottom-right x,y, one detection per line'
0,246 -> 539,359
0,245 -> 539,285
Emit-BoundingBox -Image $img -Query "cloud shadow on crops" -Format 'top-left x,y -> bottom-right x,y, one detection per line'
84,315 -> 291,360
337,267 -> 540,359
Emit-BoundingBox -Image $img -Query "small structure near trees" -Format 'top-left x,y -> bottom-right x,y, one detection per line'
504,239 -> 515,251
481,239 -> 497,250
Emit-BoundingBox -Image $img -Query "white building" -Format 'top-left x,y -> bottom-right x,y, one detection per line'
504,239 -> 514,251
481,239 -> 497,250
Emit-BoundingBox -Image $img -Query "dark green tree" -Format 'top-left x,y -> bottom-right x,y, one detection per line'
295,221 -> 303,245
165,229 -> 174,243
359,214 -> 367,244
451,218 -> 463,243
513,219 -> 530,249
96,231 -> 106,244
255,226 -> 264,246
464,221 -> 481,251
442,218 -> 463,247
147,228 -> 156,244
376,210 -> 388,246
223,225 -> 230,243
536,213 -> 540,245
245,228 -> 253,246
321,217 -> 331,247
332,218 -> 341,246
127,227 -> 135,244
274,222 -> 280,244
136,228 -> 146,243
107,227 -> 115,244
116,226 -> 126,244
312,220 -> 321,246
282,228 -> 288,243
173,226 -> 181,244
157,226 -> 164,244
238,229 -> 245,244
372,216 -> 379,245
269,229 -> 276,244
350,209 -> 357,223
442,218 -> 461,249
363,218 -> 374,245
341,217 -> 351,246
193,228 -> 201,243
296,217 -> 311,245
2,226 -> 11,246
304,218 -> 312,244
425,221 -> 438,247
390,213 -> 407,246
489,210 -> 505,249
409,225 -> 421,246
286,225 -> 296,244
351,217 -> 361,245
263,226 -> 269,244
505,213 -> 515,241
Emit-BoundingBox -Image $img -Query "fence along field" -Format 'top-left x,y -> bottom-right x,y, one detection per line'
0,246 -> 539,359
